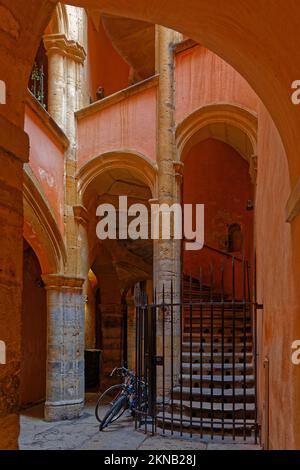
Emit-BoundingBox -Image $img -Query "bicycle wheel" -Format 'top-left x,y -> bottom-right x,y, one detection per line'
95,384 -> 127,424
99,394 -> 128,431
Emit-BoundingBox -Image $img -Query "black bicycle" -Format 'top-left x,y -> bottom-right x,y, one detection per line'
95,367 -> 147,431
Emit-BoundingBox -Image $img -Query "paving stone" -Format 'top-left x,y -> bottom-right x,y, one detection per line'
19,400 -> 261,451
139,436 -> 207,450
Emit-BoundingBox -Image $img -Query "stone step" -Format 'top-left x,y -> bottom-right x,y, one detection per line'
184,325 -> 252,334
182,362 -> 253,376
182,333 -> 252,342
168,400 -> 255,420
169,399 -> 255,412
183,314 -> 251,322
156,412 -> 255,436
182,352 -> 253,364
180,374 -> 255,389
182,342 -> 252,353
172,386 -> 255,404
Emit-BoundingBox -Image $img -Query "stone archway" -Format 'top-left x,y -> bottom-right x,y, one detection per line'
77,150 -> 156,389
23,167 -> 67,275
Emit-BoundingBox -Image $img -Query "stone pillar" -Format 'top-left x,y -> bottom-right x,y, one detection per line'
0,116 -> 29,449
42,275 -> 85,421
155,27 -> 182,394
43,33 -> 86,134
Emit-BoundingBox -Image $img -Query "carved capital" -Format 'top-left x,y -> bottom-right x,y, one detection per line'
43,33 -> 86,65
42,274 -> 85,291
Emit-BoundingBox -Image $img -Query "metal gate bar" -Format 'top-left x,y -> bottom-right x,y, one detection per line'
135,256 -> 260,443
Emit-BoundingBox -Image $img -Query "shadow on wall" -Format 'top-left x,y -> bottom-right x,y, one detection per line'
20,241 -> 47,408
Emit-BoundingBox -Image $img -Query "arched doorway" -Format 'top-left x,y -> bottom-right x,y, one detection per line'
21,241 -> 47,408
78,151 -> 156,390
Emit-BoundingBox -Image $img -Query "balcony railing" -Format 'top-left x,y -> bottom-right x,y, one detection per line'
29,63 -> 47,109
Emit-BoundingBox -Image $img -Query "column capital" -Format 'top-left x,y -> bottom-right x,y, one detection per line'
42,274 -> 85,291
0,115 -> 29,163
149,198 -> 159,205
43,33 -> 86,65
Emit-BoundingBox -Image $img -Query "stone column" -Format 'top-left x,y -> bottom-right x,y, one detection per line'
43,33 -> 86,134
42,274 -> 85,421
0,116 -> 29,449
155,26 -> 182,394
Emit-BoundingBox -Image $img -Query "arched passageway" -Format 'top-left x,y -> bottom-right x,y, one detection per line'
78,151 -> 155,389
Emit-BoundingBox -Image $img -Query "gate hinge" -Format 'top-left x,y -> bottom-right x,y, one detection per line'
256,303 -> 264,310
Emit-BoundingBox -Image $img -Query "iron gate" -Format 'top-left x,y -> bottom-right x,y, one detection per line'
135,255 -> 260,443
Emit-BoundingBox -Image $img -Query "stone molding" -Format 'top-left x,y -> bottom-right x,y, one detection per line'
174,38 -> 198,55
77,151 -> 158,202
76,74 -> 159,120
176,103 -> 258,163
23,167 -> 67,273
43,33 -> 86,65
42,274 -> 85,291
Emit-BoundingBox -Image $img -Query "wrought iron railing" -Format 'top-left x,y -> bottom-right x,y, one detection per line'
29,63 -> 47,109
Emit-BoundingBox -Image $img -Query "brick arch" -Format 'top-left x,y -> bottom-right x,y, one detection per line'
176,103 -> 257,163
23,168 -> 67,274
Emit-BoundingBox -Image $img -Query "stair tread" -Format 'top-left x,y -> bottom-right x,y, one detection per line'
156,412 -> 255,427
182,363 -> 252,370
173,386 -> 255,396
182,352 -> 252,358
180,374 -> 254,382
169,400 -> 255,411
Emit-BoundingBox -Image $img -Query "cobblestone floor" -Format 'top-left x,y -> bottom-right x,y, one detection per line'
19,394 -> 261,451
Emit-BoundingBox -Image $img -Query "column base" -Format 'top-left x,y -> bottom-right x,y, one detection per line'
44,400 -> 84,421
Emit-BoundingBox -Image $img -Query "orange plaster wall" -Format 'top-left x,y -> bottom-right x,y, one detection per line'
183,138 -> 253,295
77,86 -> 157,168
24,106 -> 65,234
175,45 -> 259,125
255,103 -> 298,450
87,18 -> 130,101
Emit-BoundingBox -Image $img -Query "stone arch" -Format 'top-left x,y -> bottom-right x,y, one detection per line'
176,103 -> 257,163
77,150 -> 158,204
23,167 -> 67,274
